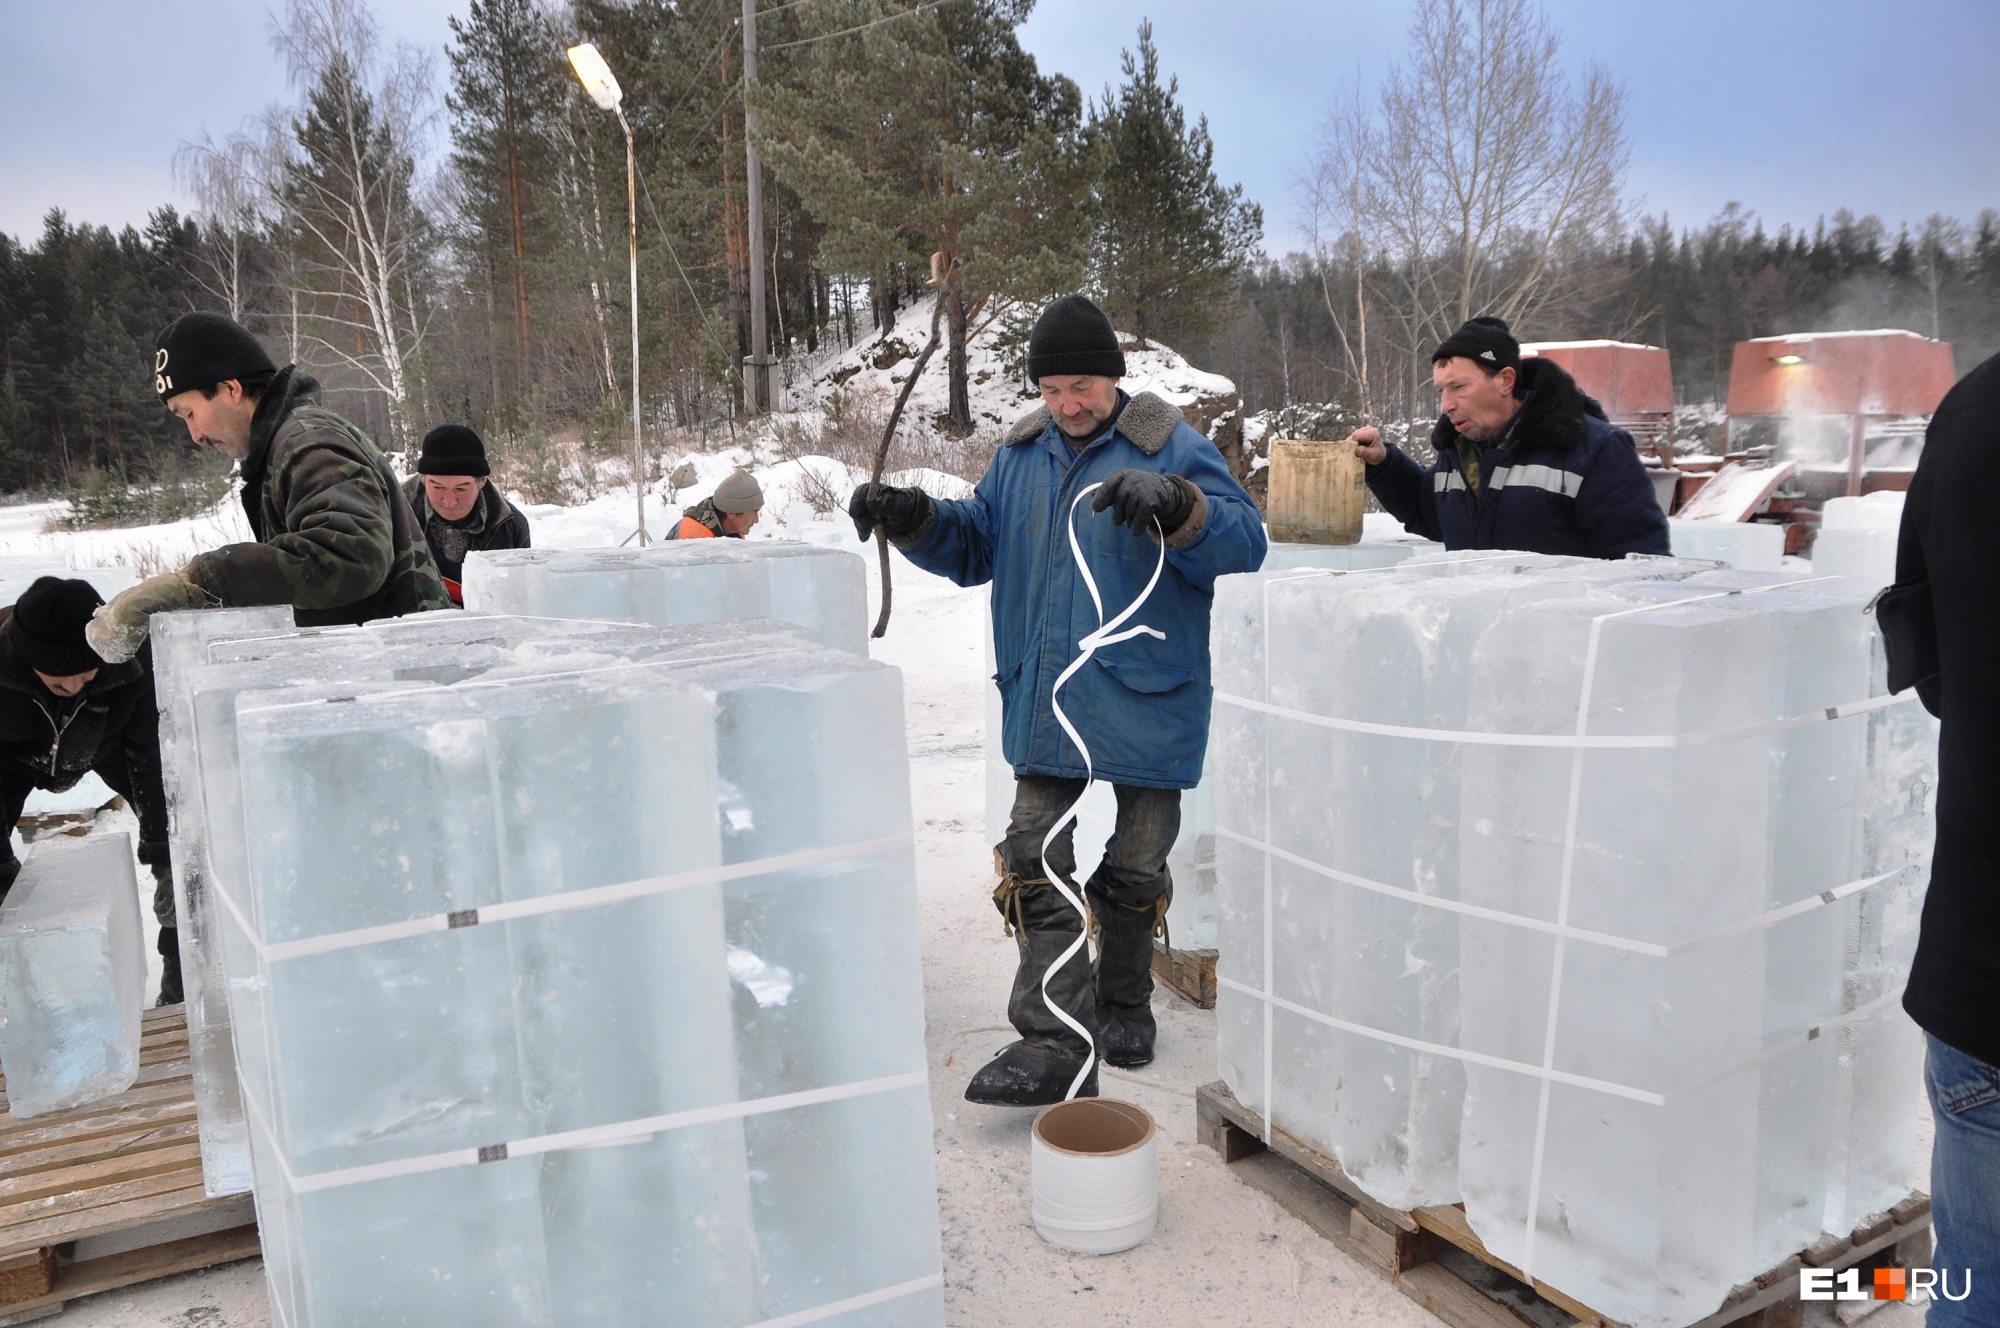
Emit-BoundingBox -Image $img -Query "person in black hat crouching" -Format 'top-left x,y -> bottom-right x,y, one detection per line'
1353,315 -> 1669,559
403,424 -> 531,606
0,577 -> 181,1005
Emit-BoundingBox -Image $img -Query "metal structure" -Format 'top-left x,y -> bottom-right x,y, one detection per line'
742,0 -> 772,413
1725,329 -> 1956,500
566,43 -> 650,544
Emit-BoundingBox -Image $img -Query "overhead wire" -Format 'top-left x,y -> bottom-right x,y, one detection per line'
764,0 -> 959,50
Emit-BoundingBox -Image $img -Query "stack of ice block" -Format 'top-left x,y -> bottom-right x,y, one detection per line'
1812,491 -> 1905,587
0,833 -> 145,1117
163,610 -> 941,1326
980,541 -> 1437,954
157,609 -> 816,1196
1668,517 -> 1788,570
1211,552 -> 1935,1328
461,541 -> 871,657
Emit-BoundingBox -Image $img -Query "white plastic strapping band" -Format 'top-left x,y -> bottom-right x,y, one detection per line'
242,1068 -> 931,1195
1034,483 -> 1170,1101
1215,826 -> 1902,959
1218,977 -> 1903,1110
210,833 -> 911,964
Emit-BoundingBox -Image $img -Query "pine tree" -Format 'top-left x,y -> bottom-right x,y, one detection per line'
757,0 -> 1093,433
1089,21 -> 1261,350
446,0 -> 567,413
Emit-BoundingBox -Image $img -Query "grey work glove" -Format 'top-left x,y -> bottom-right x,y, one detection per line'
86,568 -> 210,663
1092,469 -> 1196,535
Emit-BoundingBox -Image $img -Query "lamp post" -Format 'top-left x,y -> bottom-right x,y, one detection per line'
566,41 -> 648,545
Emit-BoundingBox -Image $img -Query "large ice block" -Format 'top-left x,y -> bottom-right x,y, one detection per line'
1667,517 -> 1787,570
195,615 -> 939,1326
1811,491 -> 1904,587
1210,553 -> 1935,1328
0,833 -> 145,1117
158,608 -> 821,1196
461,540 -> 871,657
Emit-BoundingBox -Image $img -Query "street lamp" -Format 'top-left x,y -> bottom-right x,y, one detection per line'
566,41 -> 648,545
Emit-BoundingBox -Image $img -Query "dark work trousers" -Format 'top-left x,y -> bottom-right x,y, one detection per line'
995,776 -> 1179,1059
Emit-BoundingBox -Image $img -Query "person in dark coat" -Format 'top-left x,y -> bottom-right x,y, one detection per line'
0,578 -> 180,1005
403,424 -> 532,605
86,313 -> 452,663
1358,316 -> 1670,559
1892,349 -> 2000,1321
848,294 -> 1267,1106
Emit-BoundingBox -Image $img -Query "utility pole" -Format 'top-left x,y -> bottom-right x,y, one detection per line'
742,0 -> 771,413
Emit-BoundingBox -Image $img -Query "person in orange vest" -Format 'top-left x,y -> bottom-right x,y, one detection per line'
674,469 -> 764,539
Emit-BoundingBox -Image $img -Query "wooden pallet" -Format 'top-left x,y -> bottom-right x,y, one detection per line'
1152,944 -> 1217,1008
1197,1080 -> 1931,1328
0,1005 -> 259,1322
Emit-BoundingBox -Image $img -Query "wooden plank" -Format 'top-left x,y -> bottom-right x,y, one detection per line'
0,1141 -> 203,1209
0,1250 -> 52,1309
1197,1082 -> 1418,1233
0,1224 -> 259,1320
0,1096 -> 197,1168
1152,946 -> 1216,1008
1412,1204 -> 1612,1326
1397,1262 -> 1539,1328
0,1117 -> 199,1182
0,1173 -> 212,1256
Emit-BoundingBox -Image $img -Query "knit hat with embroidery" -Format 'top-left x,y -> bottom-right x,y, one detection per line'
1431,316 -> 1520,373
152,312 -> 276,402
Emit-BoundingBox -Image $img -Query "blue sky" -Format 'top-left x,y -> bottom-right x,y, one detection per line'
3,0 -> 1996,250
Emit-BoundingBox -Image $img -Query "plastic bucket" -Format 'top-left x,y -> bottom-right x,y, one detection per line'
1030,1097 -> 1158,1254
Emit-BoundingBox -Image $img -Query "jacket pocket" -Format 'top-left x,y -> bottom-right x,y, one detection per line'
1929,1037 -> 2000,1117
1093,655 -> 1196,694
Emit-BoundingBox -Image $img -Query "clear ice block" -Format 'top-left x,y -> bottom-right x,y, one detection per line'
1209,553 -> 1936,1328
461,541 -> 871,657
0,833 -> 145,1117
195,615 -> 938,1326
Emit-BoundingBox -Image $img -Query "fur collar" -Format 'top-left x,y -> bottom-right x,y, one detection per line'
1004,390 -> 1184,455
1429,356 -> 1607,455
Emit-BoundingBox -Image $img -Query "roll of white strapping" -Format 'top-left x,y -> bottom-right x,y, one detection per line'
1030,1098 -> 1159,1254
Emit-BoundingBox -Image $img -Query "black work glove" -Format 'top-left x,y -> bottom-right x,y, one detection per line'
1091,469 -> 1196,535
848,483 -> 934,543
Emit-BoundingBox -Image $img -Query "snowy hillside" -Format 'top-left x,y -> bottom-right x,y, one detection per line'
800,301 -> 1244,446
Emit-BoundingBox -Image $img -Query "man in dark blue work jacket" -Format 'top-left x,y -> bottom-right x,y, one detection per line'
849,295 -> 1266,1106
1358,316 -> 1670,558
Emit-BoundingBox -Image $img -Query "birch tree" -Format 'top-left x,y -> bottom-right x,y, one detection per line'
1307,0 -> 1629,398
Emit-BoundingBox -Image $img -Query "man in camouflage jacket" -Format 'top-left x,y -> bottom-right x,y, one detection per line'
88,313 -> 451,662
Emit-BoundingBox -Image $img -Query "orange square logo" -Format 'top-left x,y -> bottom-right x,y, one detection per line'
1873,1268 -> 1907,1300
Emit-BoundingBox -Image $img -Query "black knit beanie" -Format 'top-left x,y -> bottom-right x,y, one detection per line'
1432,316 -> 1520,374
417,424 -> 490,477
153,312 -> 277,402
8,577 -> 106,676
1026,295 -> 1126,383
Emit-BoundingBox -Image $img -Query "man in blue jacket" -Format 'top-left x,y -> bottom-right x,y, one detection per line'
850,294 -> 1267,1106
1358,316 -> 1670,558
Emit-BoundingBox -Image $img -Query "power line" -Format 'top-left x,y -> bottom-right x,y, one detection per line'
764,0 -> 959,51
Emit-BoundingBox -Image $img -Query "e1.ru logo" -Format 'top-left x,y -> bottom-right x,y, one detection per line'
1801,1266 -> 1973,1302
